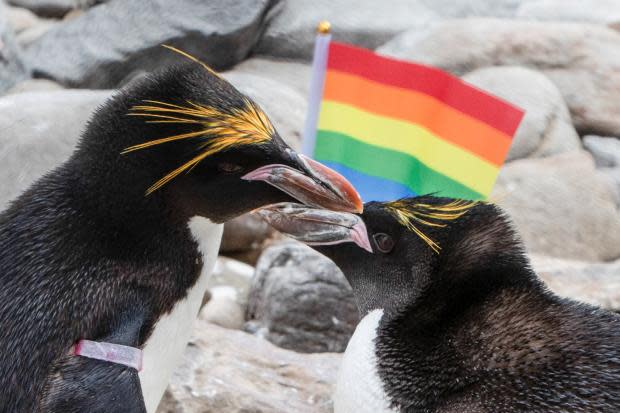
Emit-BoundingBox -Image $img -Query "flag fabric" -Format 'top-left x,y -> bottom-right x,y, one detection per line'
307,42 -> 524,201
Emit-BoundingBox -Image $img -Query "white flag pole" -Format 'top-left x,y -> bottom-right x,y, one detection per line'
301,21 -> 332,156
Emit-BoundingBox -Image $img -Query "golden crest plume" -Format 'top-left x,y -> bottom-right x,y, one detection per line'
122,46 -> 275,195
384,199 -> 478,254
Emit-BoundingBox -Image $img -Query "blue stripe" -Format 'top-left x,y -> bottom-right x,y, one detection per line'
320,161 -> 417,201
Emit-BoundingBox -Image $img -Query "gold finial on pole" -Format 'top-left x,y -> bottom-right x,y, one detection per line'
317,20 -> 331,35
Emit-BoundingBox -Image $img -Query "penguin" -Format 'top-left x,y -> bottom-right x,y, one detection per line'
0,58 -> 362,412
258,198 -> 620,413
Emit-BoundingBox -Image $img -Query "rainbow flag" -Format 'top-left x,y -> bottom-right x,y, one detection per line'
303,41 -> 524,201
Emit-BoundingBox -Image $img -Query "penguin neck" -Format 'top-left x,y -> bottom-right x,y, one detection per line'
374,259 -> 547,410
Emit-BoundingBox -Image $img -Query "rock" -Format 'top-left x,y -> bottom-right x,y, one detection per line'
492,151 -> 620,261
156,321 -> 340,413
531,255 -> 620,311
0,89 -> 111,211
582,136 -> 620,204
225,57 -> 312,98
5,78 -> 63,94
223,70 -> 307,150
420,0 -> 526,18
0,3 -> 30,94
463,66 -> 580,161
15,18 -> 56,47
200,286 -> 246,330
23,0 -> 279,88
7,0 -> 102,18
247,242 -> 358,353
207,257 -> 255,308
517,0 -> 620,24
583,135 -> 620,168
256,0 -> 437,60
6,6 -> 40,33
220,212 -> 275,253
600,167 -> 620,206
378,19 -> 620,137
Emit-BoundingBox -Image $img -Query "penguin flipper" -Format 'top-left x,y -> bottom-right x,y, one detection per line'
39,355 -> 146,413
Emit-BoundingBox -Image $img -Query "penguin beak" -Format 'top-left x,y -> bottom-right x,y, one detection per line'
242,153 -> 363,214
255,202 -> 373,253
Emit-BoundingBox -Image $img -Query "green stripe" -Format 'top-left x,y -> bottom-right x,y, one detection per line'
315,130 -> 484,200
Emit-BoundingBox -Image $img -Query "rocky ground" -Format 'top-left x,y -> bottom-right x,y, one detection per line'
0,0 -> 619,412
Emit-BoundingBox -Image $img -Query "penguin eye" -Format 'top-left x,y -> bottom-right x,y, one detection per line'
373,233 -> 394,254
217,163 -> 244,174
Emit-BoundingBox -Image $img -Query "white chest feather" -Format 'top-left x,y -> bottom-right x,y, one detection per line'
138,217 -> 223,413
334,309 -> 399,413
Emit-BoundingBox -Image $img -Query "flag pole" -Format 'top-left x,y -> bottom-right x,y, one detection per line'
301,21 -> 332,156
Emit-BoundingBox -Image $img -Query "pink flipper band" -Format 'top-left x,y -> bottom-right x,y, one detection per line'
73,340 -> 143,371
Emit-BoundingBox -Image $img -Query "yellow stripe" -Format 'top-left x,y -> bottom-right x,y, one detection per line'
318,101 -> 499,195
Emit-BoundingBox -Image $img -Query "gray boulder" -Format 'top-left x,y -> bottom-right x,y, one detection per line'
225,57 -> 312,98
157,321 -> 340,413
517,0 -> 620,24
256,0 -> 437,60
247,242 -> 359,353
532,255 -> 620,312
221,213 -> 275,254
0,3 -> 30,94
583,135 -> 620,205
206,257 -> 256,309
7,0 -> 102,18
6,5 -> 40,34
420,0 -> 527,18
223,65 -> 309,150
0,89 -> 111,211
5,78 -> 63,94
200,286 -> 246,330
492,151 -> 620,262
583,135 -> 620,168
379,19 -> 620,137
463,66 -> 580,161
23,0 -> 279,88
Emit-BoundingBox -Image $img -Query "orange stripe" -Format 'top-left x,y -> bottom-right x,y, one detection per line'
323,70 -> 513,166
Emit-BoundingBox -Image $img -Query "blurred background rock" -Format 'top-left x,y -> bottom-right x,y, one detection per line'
0,0 -> 618,411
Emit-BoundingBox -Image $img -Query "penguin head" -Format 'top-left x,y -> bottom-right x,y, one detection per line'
259,197 -> 530,314
77,61 -> 362,223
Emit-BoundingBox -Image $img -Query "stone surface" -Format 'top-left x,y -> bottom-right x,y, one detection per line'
24,0 -> 279,88
379,19 -> 620,137
247,242 -> 358,353
207,257 -> 255,308
517,0 -> 620,24
225,57 -> 312,97
256,0 -> 437,60
583,135 -> 620,168
0,2 -> 30,94
464,66 -> 580,161
200,286 -> 246,330
156,321 -> 340,413
531,255 -> 620,311
223,70 -> 307,150
220,212 -> 275,253
7,0 -> 102,18
0,89 -> 111,211
6,5 -> 40,33
492,151 -> 620,261
16,18 -> 56,47
5,77 -> 63,94
420,0 -> 526,18
582,136 -> 620,204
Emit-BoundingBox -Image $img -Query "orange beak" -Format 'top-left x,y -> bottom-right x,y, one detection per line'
242,153 -> 363,214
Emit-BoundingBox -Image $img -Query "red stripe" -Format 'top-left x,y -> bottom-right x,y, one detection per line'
327,42 -> 524,137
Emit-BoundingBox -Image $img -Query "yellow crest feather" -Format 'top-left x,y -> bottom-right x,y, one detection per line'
384,199 -> 478,254
123,98 -> 275,195
161,44 -> 222,79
